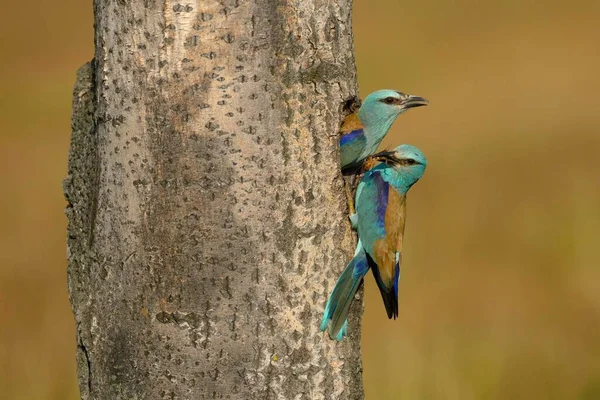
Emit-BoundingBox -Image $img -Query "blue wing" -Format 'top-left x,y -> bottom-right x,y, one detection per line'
355,166 -> 405,318
355,167 -> 388,255
340,129 -> 367,169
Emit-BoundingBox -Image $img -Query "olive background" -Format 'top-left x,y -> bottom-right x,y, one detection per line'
1,0 -> 599,398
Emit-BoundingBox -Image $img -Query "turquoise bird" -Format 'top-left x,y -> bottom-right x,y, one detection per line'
339,90 -> 428,171
321,144 -> 427,340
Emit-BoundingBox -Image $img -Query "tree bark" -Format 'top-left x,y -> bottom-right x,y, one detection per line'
64,0 -> 362,399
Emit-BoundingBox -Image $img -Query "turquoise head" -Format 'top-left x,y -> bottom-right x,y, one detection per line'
374,144 -> 427,192
358,90 -> 428,135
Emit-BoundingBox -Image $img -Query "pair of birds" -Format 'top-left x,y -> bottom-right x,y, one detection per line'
320,89 -> 429,341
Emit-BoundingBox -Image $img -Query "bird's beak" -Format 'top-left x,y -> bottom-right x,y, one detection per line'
371,150 -> 401,166
401,95 -> 429,109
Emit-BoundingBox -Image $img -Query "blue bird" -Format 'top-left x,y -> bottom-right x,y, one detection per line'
321,144 -> 427,340
339,90 -> 428,171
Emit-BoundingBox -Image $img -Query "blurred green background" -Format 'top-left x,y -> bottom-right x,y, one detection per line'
1,0 -> 599,399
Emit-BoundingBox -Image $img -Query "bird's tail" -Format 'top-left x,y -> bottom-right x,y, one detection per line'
320,242 -> 369,341
368,251 -> 400,319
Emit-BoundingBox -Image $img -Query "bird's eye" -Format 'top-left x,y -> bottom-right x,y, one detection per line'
384,97 -> 396,104
406,158 -> 417,165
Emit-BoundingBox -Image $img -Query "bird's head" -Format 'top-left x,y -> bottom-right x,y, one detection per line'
373,144 -> 427,187
358,90 -> 428,130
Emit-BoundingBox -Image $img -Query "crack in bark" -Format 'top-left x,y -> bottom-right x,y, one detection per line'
87,59 -> 101,250
78,340 -> 93,396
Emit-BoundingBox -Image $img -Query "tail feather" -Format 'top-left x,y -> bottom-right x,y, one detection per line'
367,252 -> 400,319
321,243 -> 369,340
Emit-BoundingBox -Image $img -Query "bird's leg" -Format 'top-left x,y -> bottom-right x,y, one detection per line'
345,174 -> 361,230
344,177 -> 355,215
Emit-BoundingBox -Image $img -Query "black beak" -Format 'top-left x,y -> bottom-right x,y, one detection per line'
371,150 -> 401,166
401,95 -> 429,109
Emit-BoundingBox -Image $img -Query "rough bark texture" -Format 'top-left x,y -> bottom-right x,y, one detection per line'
64,1 -> 361,399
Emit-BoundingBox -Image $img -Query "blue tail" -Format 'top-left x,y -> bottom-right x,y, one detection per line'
320,241 -> 370,341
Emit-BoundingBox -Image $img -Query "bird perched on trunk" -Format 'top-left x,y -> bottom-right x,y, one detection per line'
321,144 -> 427,340
339,90 -> 428,172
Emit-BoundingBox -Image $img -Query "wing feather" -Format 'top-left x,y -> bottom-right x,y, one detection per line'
339,112 -> 363,134
339,113 -> 367,169
356,168 -> 406,318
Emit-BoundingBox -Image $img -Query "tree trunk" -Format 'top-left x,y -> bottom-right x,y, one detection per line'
64,0 -> 362,399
